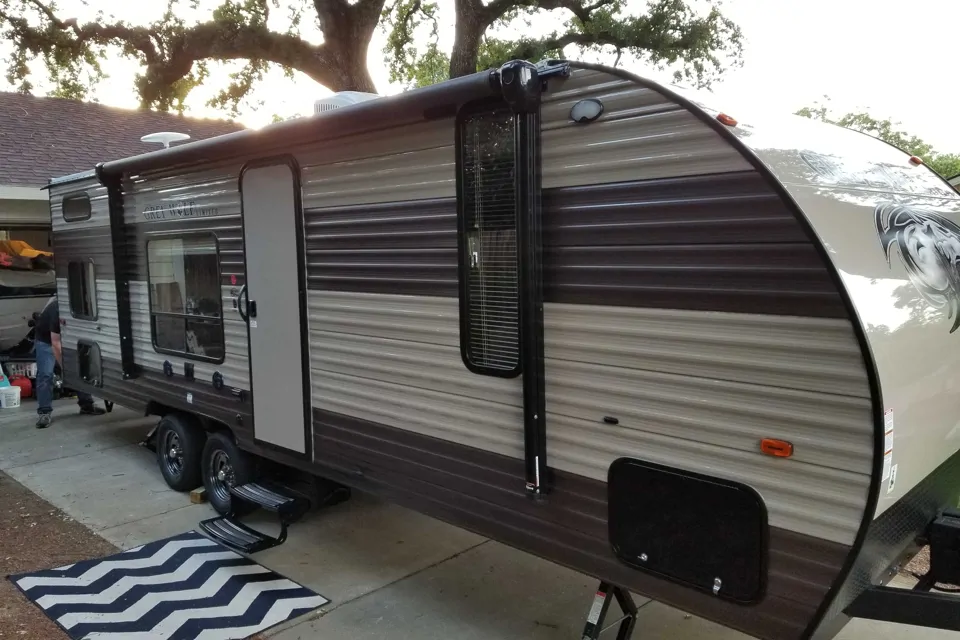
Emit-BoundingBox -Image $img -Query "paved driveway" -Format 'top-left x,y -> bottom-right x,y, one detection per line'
0,399 -> 949,639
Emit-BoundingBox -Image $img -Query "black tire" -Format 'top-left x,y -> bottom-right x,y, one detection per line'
202,431 -> 256,516
155,413 -> 205,492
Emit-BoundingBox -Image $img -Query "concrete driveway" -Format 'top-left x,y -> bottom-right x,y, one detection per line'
0,399 -> 949,639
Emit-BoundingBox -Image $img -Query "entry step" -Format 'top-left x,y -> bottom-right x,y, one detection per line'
199,481 -> 310,555
230,481 -> 310,523
199,516 -> 285,554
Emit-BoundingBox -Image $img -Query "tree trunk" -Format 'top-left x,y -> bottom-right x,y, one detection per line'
450,17 -> 484,78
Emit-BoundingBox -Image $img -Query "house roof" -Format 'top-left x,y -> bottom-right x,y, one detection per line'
0,92 -> 245,187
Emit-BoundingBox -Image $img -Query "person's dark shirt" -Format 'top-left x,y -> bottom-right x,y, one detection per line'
35,299 -> 60,345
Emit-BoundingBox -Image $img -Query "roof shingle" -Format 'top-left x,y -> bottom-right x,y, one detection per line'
0,92 -> 245,187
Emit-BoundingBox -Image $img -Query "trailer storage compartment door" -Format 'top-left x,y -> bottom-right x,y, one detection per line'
239,160 -> 311,456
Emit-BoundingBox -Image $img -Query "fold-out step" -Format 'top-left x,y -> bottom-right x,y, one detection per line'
230,481 -> 311,523
199,515 -> 284,555
199,481 -> 311,554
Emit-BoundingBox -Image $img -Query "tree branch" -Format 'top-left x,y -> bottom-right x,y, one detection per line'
482,0 -> 616,25
2,0 -> 387,110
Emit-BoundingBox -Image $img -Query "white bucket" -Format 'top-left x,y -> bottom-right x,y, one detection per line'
0,386 -> 21,408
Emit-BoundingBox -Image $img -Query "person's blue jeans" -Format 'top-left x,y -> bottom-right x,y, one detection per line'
35,340 -> 93,415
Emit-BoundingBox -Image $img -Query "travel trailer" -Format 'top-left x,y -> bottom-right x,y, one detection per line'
46,59 -> 960,640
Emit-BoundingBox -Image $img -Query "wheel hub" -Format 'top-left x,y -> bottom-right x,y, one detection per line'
209,449 -> 236,505
160,431 -> 184,476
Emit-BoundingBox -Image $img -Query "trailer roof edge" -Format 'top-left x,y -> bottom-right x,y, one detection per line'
97,69 -> 501,179
44,169 -> 98,189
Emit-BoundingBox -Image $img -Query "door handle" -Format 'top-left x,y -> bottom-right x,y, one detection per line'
236,285 -> 249,323
249,300 -> 258,319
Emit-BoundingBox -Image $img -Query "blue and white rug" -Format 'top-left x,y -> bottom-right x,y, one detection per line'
8,530 -> 328,639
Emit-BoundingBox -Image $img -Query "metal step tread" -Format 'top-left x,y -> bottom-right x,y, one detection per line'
229,481 -> 310,521
198,516 -> 282,555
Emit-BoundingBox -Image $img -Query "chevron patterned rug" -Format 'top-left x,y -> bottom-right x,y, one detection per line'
7,530 -> 328,639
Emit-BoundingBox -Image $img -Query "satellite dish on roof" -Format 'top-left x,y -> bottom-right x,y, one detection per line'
140,132 -> 191,149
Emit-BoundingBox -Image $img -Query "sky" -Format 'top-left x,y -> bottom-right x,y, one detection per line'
6,0 -> 959,152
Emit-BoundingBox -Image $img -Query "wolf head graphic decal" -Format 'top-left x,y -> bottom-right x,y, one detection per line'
875,203 -> 960,333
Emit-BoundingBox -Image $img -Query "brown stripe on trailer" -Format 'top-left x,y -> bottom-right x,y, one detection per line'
61,350 -> 254,445
311,407 -> 849,640
303,171 -> 846,317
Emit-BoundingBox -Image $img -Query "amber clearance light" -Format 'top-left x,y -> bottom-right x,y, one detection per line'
716,113 -> 738,127
760,438 -> 793,458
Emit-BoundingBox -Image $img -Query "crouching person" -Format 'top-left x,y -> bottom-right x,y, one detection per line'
35,296 -> 105,428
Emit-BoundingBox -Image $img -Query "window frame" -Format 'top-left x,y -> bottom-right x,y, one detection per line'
66,258 -> 98,321
145,231 -> 226,364
454,98 -> 523,379
76,339 -> 104,388
61,192 -> 92,222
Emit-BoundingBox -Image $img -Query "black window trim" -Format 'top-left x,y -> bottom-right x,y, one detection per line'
62,192 -> 92,222
454,97 -> 523,379
145,231 -> 226,365
67,258 -> 98,321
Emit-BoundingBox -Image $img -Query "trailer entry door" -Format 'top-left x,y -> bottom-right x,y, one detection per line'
239,160 -> 311,456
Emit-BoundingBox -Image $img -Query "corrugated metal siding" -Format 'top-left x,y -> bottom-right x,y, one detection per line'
540,69 -> 752,188
127,280 -> 249,389
117,164 -> 249,390
301,172 -> 845,318
50,179 -> 109,231
299,120 -> 455,209
122,163 -> 242,226
313,408 -> 849,640
295,68 -> 750,212
60,349 -> 254,446
56,278 -> 122,362
308,289 -> 871,544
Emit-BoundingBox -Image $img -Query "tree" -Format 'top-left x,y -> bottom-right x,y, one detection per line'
1,0 -> 387,113
1,0 -> 743,116
383,0 -> 744,89
796,101 -> 960,180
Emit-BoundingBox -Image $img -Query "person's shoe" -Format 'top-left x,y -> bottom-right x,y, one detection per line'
35,414 -> 52,429
78,405 -> 106,416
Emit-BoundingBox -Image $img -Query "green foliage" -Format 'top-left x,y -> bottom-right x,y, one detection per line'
1,0 -> 743,117
0,0 -> 380,113
383,0 -> 744,90
796,100 -> 960,180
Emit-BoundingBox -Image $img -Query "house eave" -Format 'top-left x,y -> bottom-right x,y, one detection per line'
0,185 -> 47,201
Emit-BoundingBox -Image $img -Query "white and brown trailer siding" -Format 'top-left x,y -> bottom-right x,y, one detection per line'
48,61 -> 960,640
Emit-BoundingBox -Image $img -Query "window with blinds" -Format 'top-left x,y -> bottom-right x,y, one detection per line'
458,104 -> 521,376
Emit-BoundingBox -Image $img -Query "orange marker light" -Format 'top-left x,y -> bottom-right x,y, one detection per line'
717,113 -> 738,127
909,156 -> 923,165
760,439 -> 793,458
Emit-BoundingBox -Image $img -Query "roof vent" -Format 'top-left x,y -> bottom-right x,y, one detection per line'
140,132 -> 191,149
314,91 -> 381,114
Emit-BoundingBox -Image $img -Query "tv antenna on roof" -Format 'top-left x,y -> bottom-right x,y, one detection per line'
140,132 -> 191,149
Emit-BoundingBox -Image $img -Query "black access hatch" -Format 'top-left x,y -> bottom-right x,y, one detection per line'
608,457 -> 768,604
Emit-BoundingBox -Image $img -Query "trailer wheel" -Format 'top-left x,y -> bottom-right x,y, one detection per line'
155,414 -> 205,492
202,431 -> 255,517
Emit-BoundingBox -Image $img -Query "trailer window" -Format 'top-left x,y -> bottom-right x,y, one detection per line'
146,235 -> 224,363
62,193 -> 92,222
456,103 -> 521,376
67,260 -> 97,320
